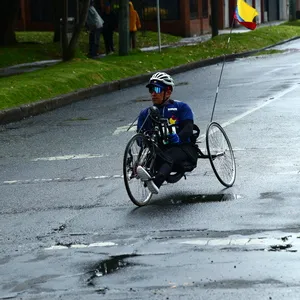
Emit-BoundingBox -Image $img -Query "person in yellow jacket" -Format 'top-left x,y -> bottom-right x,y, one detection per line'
129,1 -> 141,49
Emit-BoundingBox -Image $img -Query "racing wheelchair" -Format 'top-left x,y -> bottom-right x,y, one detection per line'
123,106 -> 236,207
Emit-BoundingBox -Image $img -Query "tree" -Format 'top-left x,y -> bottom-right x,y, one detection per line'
61,0 -> 90,61
210,0 -> 219,38
0,0 -> 20,46
289,0 -> 296,21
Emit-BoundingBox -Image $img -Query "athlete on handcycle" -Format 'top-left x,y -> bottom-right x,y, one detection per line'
136,71 -> 199,194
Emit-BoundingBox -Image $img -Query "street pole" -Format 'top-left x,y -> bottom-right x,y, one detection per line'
119,0 -> 129,56
289,0 -> 296,20
210,0 -> 218,37
156,0 -> 161,52
62,0 -> 69,60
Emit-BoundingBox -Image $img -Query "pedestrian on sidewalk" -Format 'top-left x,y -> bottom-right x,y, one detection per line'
129,1 -> 141,49
86,0 -> 104,58
102,2 -> 118,55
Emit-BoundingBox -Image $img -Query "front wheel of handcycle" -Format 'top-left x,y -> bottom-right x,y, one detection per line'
206,122 -> 236,187
123,133 -> 156,207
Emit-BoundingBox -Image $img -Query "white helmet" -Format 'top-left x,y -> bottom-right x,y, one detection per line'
146,72 -> 175,89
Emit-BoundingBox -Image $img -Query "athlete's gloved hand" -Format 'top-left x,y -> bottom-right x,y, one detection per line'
168,133 -> 180,144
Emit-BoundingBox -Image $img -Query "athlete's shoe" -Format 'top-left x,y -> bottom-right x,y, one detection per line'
136,166 -> 159,194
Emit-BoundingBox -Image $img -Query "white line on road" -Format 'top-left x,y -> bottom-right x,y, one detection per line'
180,234 -> 300,251
113,124 -> 136,135
44,234 -> 300,251
45,241 -> 117,250
197,83 -> 299,141
3,175 -> 123,185
32,154 -> 107,161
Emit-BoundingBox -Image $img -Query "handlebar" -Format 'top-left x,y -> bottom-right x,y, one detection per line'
147,106 -> 176,145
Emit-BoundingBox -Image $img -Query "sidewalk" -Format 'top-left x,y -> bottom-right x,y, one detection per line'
141,20 -> 285,52
0,59 -> 61,78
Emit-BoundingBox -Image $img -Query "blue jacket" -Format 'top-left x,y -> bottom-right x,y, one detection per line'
137,99 -> 194,143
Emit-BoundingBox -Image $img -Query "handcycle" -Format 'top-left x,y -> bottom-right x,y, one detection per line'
123,106 -> 236,207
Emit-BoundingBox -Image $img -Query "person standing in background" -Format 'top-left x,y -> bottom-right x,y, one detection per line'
86,0 -> 104,58
129,1 -> 141,49
102,2 -> 118,55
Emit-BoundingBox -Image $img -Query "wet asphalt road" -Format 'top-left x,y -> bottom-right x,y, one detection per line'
1,40 -> 300,299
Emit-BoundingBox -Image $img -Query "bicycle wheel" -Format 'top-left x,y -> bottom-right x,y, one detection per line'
123,133 -> 155,206
206,122 -> 236,187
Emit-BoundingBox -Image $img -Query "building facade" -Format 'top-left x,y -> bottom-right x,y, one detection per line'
17,0 -> 299,37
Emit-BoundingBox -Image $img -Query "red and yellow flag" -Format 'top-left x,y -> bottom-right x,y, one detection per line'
234,0 -> 258,30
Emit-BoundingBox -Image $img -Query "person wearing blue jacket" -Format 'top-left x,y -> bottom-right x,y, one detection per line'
136,72 -> 199,194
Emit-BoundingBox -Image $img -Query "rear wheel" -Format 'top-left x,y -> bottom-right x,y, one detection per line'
123,134 -> 156,206
206,122 -> 236,187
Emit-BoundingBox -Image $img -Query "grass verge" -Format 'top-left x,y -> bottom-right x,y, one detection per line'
0,31 -> 181,68
1,21 -> 300,111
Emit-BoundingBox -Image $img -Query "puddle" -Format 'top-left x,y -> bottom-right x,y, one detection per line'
134,97 -> 151,102
64,117 -> 90,122
268,244 -> 295,252
176,81 -> 189,86
168,194 -> 241,205
52,224 -> 66,233
260,192 -> 284,200
87,254 -> 139,286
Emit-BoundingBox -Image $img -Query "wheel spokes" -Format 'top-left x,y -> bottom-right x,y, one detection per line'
123,134 -> 154,206
206,122 -> 236,187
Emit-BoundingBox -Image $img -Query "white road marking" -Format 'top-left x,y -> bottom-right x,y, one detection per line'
113,124 -> 136,135
32,154 -> 107,161
180,233 -> 300,251
45,241 -> 117,250
44,235 -> 300,252
45,245 -> 69,250
3,175 -> 123,185
88,242 -> 117,247
277,171 -> 300,175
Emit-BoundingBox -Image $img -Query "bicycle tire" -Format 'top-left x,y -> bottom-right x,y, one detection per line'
206,122 -> 236,187
123,133 -> 155,206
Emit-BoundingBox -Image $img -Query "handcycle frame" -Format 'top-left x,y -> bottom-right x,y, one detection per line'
123,107 -> 236,206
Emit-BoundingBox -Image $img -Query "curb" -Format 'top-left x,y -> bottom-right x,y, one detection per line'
1,36 -> 299,125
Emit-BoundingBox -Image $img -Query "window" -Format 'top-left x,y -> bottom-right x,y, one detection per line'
30,0 -> 53,22
18,6 -> 22,20
142,0 -> 180,21
30,0 -> 77,22
202,0 -> 208,18
190,0 -> 198,19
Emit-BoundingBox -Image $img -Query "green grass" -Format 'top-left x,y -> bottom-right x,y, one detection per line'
1,21 -> 300,111
254,49 -> 284,56
0,30 -> 181,68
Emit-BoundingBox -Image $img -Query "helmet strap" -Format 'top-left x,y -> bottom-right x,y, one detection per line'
162,86 -> 172,103
162,90 -> 169,104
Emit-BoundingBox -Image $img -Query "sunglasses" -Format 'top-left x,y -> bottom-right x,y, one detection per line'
148,86 -> 164,94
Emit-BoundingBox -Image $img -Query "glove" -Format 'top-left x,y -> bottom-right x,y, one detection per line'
168,133 -> 180,144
